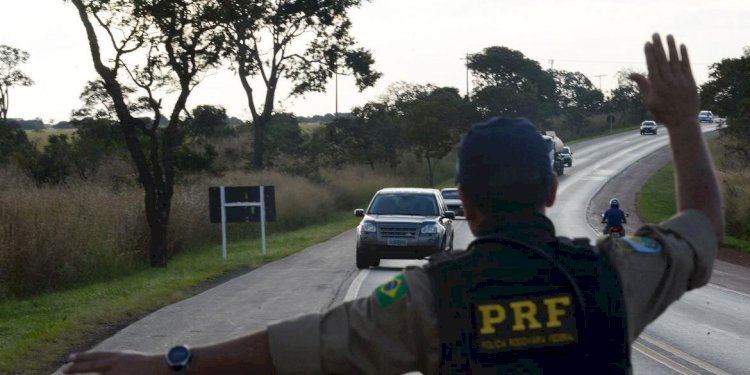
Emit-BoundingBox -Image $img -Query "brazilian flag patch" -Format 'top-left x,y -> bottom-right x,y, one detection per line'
375,273 -> 409,308
622,236 -> 663,254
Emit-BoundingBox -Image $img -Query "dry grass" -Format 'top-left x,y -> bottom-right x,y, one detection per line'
0,150 -> 457,299
719,169 -> 750,239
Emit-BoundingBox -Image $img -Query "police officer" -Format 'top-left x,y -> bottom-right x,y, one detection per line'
64,33 -> 722,375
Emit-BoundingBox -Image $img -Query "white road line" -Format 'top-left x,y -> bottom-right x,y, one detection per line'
633,341 -> 699,375
344,269 -> 369,301
639,334 -> 732,375
707,283 -> 750,299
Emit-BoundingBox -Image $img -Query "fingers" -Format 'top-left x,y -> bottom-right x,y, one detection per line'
651,33 -> 674,82
667,35 -> 682,77
644,42 -> 658,81
629,73 -> 650,95
680,43 -> 696,84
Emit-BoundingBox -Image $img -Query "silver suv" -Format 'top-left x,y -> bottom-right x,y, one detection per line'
354,188 -> 455,268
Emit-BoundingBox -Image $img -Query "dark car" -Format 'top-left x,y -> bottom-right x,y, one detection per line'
640,120 -> 658,135
354,188 -> 455,269
440,187 -> 464,217
560,146 -> 573,167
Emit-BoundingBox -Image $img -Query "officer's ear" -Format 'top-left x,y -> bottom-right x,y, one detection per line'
545,175 -> 558,208
458,185 -> 483,235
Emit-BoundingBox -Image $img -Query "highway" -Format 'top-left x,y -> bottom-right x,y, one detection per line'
58,123 -> 750,374
345,123 -> 750,374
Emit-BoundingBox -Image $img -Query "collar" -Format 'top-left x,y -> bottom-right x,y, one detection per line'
474,212 -> 557,248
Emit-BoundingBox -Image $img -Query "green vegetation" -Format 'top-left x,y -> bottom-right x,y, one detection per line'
638,139 -> 750,254
0,213 -> 360,374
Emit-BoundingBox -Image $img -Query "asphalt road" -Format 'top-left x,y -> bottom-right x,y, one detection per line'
345,123 -> 750,374
56,123 -> 750,374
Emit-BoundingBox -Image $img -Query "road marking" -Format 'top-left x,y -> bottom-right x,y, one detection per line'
639,334 -> 732,375
344,269 -> 369,301
707,283 -> 750,299
633,340 -> 700,375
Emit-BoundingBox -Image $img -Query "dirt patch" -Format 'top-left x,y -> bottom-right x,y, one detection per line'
718,247 -> 750,269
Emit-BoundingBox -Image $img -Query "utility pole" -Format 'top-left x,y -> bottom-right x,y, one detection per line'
461,54 -> 470,99
594,74 -> 606,92
549,59 -> 554,70
335,72 -> 338,117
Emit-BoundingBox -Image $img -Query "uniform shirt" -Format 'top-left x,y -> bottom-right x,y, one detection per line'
267,209 -> 717,375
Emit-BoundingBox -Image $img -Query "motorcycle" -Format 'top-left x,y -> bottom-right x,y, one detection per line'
600,212 -> 629,238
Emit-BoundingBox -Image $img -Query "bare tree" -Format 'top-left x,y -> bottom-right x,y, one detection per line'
69,0 -> 226,266
0,45 -> 34,122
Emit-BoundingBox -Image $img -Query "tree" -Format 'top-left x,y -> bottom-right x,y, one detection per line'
221,0 -> 381,169
467,46 -> 556,122
188,104 -> 228,137
69,0 -> 226,266
552,69 -> 604,136
0,45 -> 34,122
71,79 -> 144,121
605,70 -> 648,124
323,102 -> 403,170
701,48 -> 750,167
389,84 -> 473,186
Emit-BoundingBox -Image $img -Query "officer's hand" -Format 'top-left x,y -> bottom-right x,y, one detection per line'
63,351 -> 168,375
629,34 -> 700,129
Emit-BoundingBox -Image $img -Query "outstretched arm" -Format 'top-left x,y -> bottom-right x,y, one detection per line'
63,330 -> 276,375
629,34 -> 724,245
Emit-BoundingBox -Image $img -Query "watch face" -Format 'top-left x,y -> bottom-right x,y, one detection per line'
168,346 -> 190,363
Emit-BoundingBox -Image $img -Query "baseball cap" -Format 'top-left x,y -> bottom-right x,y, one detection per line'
456,117 -> 552,207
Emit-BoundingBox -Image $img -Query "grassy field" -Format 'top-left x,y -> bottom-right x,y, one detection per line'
637,155 -> 750,254
0,212 -> 360,374
25,128 -> 77,149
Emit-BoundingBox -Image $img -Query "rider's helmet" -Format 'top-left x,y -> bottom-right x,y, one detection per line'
609,198 -> 620,208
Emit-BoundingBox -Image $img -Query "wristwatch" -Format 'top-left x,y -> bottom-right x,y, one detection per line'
165,344 -> 192,373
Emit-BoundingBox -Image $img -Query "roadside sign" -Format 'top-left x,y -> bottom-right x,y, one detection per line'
209,186 -> 276,258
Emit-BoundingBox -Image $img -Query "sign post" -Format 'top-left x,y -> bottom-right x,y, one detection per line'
607,114 -> 616,133
210,186 -> 276,259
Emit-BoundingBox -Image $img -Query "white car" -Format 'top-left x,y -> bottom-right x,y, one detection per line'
698,110 -> 714,123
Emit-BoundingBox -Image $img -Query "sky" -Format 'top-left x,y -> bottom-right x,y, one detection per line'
1,0 -> 749,123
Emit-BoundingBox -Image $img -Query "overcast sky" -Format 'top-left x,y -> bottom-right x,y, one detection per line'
2,0 -> 748,123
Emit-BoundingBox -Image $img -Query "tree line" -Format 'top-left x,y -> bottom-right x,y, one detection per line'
2,1 -> 744,269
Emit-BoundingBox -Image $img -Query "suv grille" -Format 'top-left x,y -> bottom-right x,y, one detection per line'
379,224 -> 418,239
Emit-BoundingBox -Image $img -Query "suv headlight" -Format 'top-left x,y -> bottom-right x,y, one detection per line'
421,223 -> 438,234
361,222 -> 377,233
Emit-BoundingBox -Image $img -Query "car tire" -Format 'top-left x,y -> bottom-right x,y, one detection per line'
356,247 -> 372,269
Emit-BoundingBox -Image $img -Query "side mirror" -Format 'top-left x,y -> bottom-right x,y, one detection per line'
444,211 -> 456,219
354,209 -> 364,217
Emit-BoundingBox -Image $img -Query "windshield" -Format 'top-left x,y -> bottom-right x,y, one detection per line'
368,193 -> 439,216
441,190 -> 459,199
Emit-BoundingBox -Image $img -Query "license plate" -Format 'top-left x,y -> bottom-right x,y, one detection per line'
387,239 -> 407,246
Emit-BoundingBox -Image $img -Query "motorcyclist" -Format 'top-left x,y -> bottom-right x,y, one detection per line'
602,198 -> 627,235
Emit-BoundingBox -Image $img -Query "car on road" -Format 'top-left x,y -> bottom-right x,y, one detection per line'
698,110 -> 714,123
354,188 -> 455,268
640,120 -> 658,135
560,146 -> 573,167
440,187 -> 464,217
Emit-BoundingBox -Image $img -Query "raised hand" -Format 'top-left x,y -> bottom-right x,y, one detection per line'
629,33 -> 700,129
